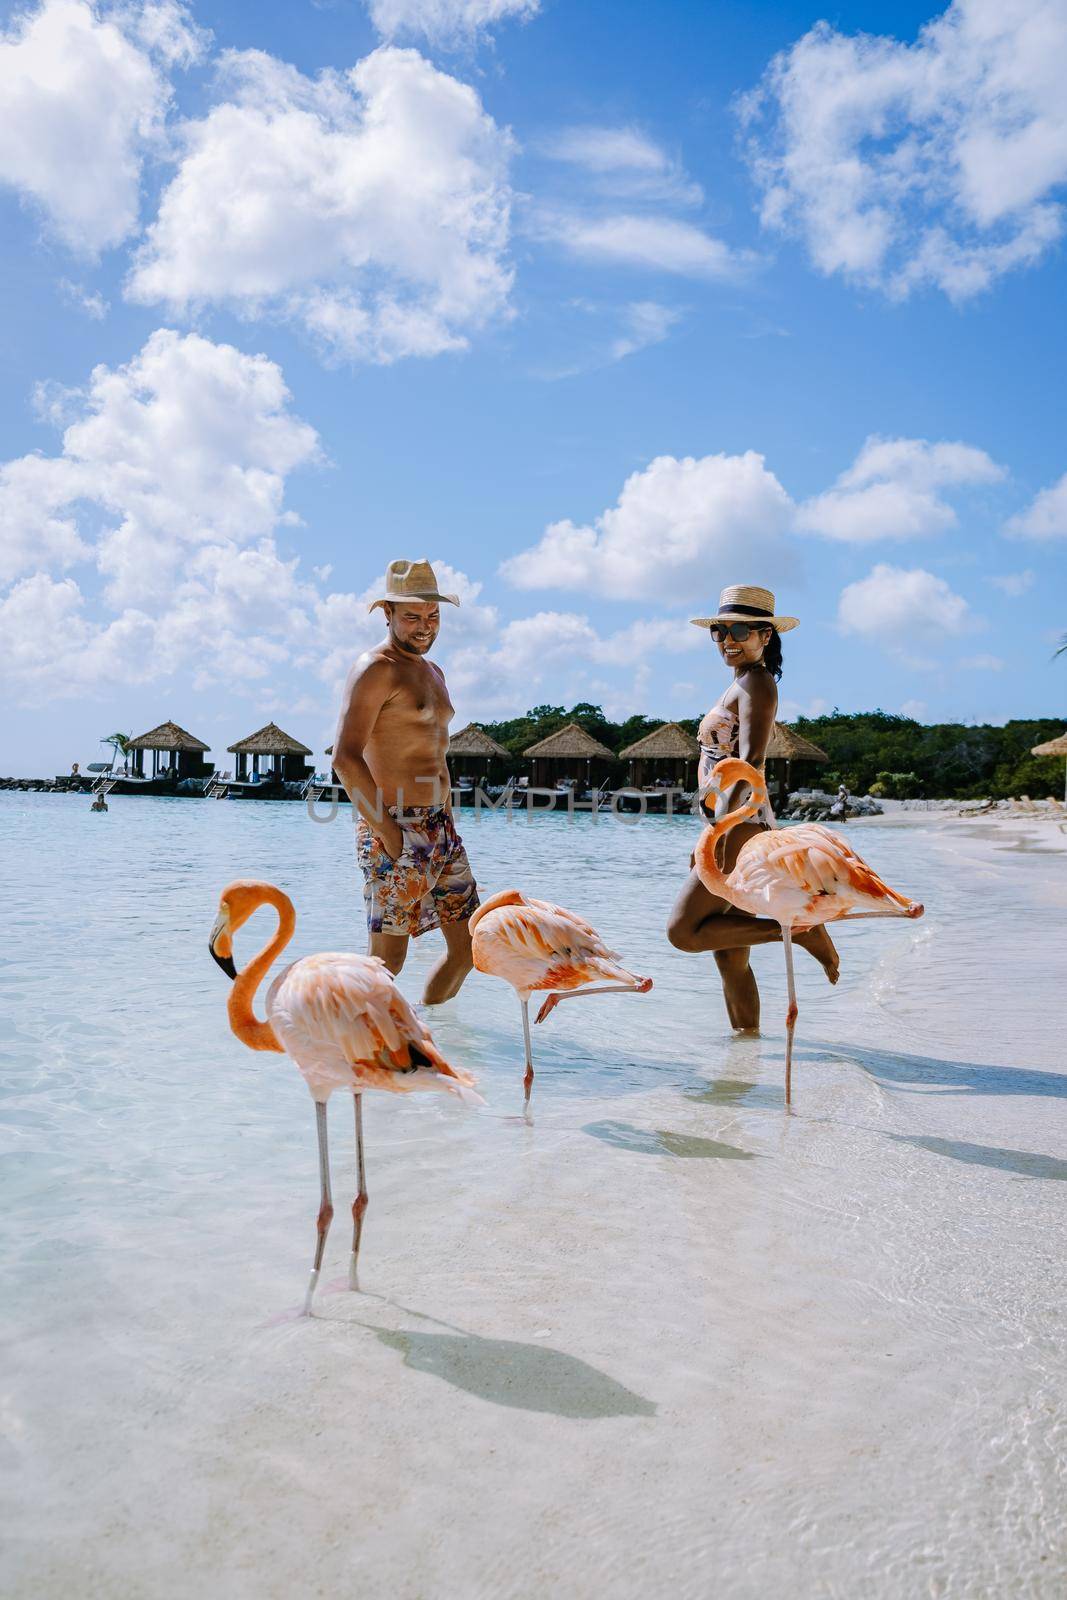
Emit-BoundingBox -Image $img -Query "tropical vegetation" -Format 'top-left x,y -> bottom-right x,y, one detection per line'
476,705 -> 1067,800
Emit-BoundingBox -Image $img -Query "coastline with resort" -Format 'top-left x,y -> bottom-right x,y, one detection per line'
8,707 -> 1066,825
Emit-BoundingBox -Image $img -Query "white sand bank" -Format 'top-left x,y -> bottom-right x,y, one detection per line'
2,795 -> 1065,1598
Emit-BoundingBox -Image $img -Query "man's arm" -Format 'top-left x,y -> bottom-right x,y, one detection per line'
332,657 -> 405,859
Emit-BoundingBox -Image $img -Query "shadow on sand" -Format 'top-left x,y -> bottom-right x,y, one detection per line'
684,1077 -> 782,1111
365,1323 -> 657,1418
798,1042 -> 1067,1101
886,1133 -> 1067,1182
581,1119 -> 757,1161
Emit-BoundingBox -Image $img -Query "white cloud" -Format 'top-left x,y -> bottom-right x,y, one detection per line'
838,563 -> 979,653
987,568 -> 1034,595
58,279 -> 109,319
958,652 -> 1004,669
446,607 -> 701,717
1005,471 -> 1067,538
29,328 -> 321,604
127,46 -> 515,364
798,435 -> 1005,541
741,0 -> 1067,300
537,211 -> 748,279
540,124 -> 703,206
0,330 -> 326,701
367,0 -> 538,46
500,450 -> 795,602
608,301 -> 682,362
0,0 -> 207,255
899,698 -> 928,719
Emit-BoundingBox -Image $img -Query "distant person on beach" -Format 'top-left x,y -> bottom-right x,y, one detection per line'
70,762 -> 80,777
332,558 -> 478,1004
667,585 -> 839,1030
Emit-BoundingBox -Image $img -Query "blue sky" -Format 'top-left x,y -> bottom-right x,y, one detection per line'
1,0 -> 1065,773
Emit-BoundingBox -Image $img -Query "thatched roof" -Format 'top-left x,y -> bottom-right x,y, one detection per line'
524,722 -> 617,760
1032,732 -> 1067,757
619,722 -> 699,760
128,720 -> 209,752
228,721 -> 312,756
765,722 -> 829,762
448,723 -> 511,759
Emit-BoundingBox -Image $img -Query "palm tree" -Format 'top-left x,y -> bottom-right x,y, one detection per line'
102,732 -> 131,773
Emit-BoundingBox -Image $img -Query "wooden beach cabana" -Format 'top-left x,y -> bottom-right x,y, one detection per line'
120,720 -> 213,791
1031,731 -> 1067,800
448,724 -> 512,791
765,722 -> 830,807
523,723 -> 617,792
618,722 -> 699,791
227,723 -> 314,788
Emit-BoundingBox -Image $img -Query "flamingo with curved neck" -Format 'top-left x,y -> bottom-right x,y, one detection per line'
209,880 -> 481,1312
694,759 -> 924,1104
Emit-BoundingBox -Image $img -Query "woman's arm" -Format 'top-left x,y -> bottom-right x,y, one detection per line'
721,670 -> 776,817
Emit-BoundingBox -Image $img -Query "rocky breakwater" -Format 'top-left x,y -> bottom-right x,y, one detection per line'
779,788 -> 883,822
0,775 -> 91,794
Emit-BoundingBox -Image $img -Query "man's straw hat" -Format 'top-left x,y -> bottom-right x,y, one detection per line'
369,558 -> 460,613
690,584 -> 798,633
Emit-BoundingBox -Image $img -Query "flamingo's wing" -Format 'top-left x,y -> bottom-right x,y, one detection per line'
528,898 -> 611,949
268,953 -> 478,1097
473,901 -> 633,992
735,824 -> 918,921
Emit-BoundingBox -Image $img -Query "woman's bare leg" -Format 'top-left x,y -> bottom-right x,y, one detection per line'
668,866 -> 838,1028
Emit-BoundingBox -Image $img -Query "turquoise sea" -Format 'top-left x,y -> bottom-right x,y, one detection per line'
2,791 -> 1065,1598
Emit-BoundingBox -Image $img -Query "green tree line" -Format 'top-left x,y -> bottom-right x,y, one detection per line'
476,704 -> 1066,800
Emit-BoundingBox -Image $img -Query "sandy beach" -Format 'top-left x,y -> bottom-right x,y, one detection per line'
2,793 -> 1065,1598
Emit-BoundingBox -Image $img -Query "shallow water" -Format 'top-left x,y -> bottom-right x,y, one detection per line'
1,792 -> 1065,1598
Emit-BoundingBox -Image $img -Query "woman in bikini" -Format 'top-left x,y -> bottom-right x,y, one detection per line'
667,585 -> 839,1030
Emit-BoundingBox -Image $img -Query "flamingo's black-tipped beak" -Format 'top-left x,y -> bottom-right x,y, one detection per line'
210,942 -> 237,980
209,910 -> 237,981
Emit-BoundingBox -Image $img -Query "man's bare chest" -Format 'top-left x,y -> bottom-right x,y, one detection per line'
383,666 -> 454,729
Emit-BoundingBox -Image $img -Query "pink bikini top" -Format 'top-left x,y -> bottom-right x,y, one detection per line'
697,700 -> 775,823
697,702 -> 739,760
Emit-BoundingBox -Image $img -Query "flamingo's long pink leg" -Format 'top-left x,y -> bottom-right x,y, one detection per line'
781,925 -> 798,1106
534,976 -> 653,1024
520,996 -> 534,1106
304,1099 -> 333,1315
349,1093 -> 368,1292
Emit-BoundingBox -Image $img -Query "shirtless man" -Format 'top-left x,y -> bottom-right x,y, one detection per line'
332,558 -> 478,1005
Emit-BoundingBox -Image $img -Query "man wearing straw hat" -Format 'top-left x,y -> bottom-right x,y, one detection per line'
332,559 -> 479,1003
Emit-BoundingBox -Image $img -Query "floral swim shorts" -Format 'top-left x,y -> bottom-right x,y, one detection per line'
356,806 -> 480,938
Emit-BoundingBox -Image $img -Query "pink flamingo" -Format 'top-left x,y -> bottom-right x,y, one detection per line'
209,880 -> 481,1313
470,889 -> 653,1107
695,759 -> 924,1103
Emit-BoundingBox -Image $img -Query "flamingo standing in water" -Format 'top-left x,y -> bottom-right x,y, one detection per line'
209,881 -> 481,1313
470,889 -> 653,1107
695,759 -> 924,1104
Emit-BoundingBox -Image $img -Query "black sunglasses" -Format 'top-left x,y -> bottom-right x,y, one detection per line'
709,620 -> 771,642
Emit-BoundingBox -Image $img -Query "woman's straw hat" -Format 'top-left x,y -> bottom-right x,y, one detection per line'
690,584 -> 799,633
369,558 -> 460,613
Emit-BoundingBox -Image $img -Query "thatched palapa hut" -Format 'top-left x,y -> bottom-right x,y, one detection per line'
448,723 -> 512,787
1031,731 -> 1067,799
765,722 -> 830,806
127,720 -> 212,781
524,722 -> 617,790
228,723 -> 314,785
618,722 -> 699,790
